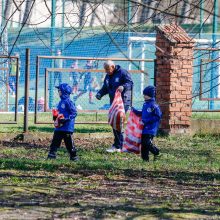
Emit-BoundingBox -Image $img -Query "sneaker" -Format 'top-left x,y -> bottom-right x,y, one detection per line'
70,156 -> 79,161
106,146 -> 121,153
47,153 -> 56,159
142,157 -> 149,162
153,153 -> 162,161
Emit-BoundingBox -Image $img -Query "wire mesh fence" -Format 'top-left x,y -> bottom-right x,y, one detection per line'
1,27 -> 220,125
35,56 -> 154,124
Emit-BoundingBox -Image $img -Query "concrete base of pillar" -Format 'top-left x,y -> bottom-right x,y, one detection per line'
159,127 -> 192,136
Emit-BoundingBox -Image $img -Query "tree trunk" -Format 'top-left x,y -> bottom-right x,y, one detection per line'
132,0 -> 141,23
139,0 -> 147,23
22,0 -> 34,25
139,0 -> 155,23
4,0 -> 13,25
152,1 -> 161,24
79,1 -> 87,27
90,4 -> 96,27
180,0 -> 190,24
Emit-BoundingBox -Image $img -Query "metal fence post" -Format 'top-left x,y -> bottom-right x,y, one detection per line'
210,0 -> 218,109
24,48 -> 30,133
154,59 -> 157,87
49,0 -> 56,109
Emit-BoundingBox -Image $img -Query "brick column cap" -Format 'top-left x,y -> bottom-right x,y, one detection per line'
156,24 -> 195,45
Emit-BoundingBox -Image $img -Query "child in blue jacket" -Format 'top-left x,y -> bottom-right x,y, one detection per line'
132,85 -> 162,161
47,83 -> 78,161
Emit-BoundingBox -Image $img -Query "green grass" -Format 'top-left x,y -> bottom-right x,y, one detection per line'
192,112 -> 220,119
1,111 -> 220,134
0,134 -> 219,219
0,112 -> 112,134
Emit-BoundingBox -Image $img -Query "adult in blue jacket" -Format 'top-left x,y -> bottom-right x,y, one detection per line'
132,85 -> 162,161
96,60 -> 133,152
47,83 -> 78,161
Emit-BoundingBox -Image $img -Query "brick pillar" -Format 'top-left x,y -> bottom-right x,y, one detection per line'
155,25 -> 194,134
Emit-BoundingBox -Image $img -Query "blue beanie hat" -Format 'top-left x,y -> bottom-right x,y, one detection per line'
55,83 -> 72,95
143,85 -> 156,98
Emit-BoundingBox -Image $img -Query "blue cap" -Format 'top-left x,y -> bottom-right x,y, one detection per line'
56,83 -> 72,95
143,86 -> 156,98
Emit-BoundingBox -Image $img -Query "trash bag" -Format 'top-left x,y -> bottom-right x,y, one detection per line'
108,90 -> 126,132
122,110 -> 143,154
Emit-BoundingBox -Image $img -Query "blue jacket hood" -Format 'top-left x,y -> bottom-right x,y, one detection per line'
114,65 -> 121,73
56,83 -> 72,99
143,86 -> 156,98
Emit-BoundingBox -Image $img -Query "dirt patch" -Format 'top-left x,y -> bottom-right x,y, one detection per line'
0,170 -> 219,219
0,137 -> 219,219
0,135 -> 113,149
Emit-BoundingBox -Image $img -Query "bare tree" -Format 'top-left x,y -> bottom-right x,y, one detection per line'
22,0 -> 34,25
90,3 -> 96,27
179,0 -> 190,24
4,0 -> 13,24
79,0 -> 87,27
140,0 -> 158,23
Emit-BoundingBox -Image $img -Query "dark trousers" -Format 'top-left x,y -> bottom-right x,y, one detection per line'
48,131 -> 77,158
141,134 -> 159,161
113,129 -> 123,149
113,104 -> 129,149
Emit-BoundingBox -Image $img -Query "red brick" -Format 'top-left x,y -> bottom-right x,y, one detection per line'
169,107 -> 181,112
180,107 -> 190,111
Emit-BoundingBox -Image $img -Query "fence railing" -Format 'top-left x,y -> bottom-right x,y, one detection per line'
35,56 -> 155,125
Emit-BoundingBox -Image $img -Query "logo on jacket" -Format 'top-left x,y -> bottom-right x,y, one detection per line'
106,79 -> 109,86
147,107 -> 153,112
115,77 -> 119,82
61,103 -> 65,109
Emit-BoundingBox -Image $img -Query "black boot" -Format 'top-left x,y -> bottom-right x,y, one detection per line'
153,149 -> 161,161
149,144 -> 160,156
70,155 -> 79,161
69,150 -> 79,161
142,156 -> 149,162
141,147 -> 149,162
47,153 -> 56,159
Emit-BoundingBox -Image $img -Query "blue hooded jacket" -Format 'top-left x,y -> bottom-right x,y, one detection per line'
55,83 -> 77,133
133,86 -> 162,136
97,65 -> 133,106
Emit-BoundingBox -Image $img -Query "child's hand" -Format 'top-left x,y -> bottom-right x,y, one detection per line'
117,86 -> 124,93
58,118 -> 66,124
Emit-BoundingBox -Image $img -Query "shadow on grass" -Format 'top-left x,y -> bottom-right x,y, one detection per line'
0,183 -> 219,219
54,204 -> 220,220
0,158 -> 219,182
28,125 -> 111,133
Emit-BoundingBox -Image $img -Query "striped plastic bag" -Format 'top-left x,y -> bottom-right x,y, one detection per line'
108,90 -> 126,132
122,111 -> 143,154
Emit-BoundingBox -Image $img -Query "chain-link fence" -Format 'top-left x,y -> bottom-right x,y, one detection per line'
35,56 -> 155,124
1,27 -> 220,126
193,46 -> 220,111
0,55 -> 19,123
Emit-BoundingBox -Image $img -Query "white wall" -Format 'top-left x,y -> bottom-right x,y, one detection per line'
3,0 -> 115,28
